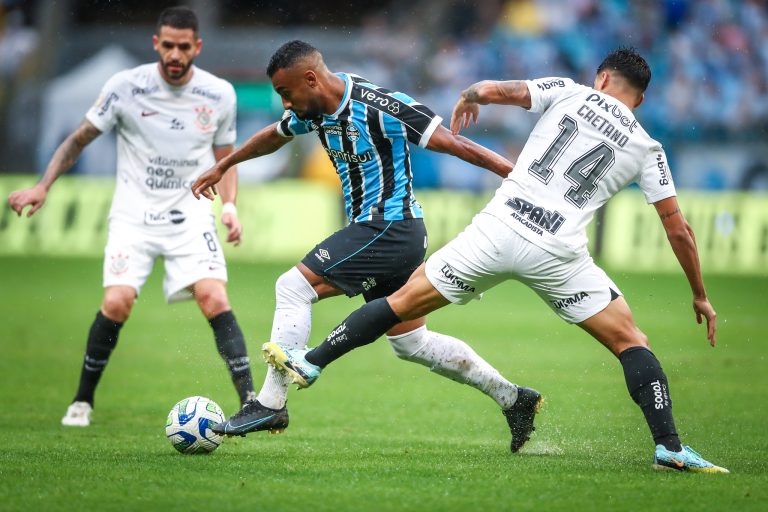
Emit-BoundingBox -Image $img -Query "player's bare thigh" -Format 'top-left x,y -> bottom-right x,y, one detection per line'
296,262 -> 346,300
577,296 -> 650,357
101,285 -> 137,323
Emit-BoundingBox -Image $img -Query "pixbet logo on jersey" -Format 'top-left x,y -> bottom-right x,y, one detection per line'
585,93 -> 638,133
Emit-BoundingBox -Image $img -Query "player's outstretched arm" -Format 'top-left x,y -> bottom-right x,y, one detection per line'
653,196 -> 717,346
426,125 -> 514,179
7,119 -> 101,217
450,80 -> 531,134
192,122 -> 289,200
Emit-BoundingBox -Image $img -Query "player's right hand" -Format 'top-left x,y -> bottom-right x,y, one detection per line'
450,97 -> 480,135
693,297 -> 717,347
7,185 -> 47,218
191,166 -> 223,200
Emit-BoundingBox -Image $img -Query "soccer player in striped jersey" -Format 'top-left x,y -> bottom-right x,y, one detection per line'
192,40 -> 524,437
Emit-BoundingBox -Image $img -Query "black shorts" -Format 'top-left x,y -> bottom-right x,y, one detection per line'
301,218 -> 427,301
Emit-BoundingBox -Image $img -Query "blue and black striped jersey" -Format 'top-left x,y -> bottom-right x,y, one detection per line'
276,73 -> 442,223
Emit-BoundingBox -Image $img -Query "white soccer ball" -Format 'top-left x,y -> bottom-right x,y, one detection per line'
165,396 -> 225,454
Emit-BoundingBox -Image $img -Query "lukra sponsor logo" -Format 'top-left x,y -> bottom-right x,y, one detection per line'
440,263 -> 475,293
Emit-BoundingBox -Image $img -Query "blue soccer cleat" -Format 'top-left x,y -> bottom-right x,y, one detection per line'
262,341 -> 322,388
653,445 -> 730,473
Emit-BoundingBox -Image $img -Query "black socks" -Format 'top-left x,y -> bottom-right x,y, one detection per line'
305,297 -> 401,368
209,310 -> 254,404
74,311 -> 123,406
619,346 -> 682,452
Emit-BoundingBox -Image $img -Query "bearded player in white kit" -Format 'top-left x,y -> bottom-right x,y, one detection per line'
7,7 -> 256,426
263,48 -> 729,473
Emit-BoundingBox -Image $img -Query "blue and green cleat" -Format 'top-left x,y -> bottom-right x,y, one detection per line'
262,341 -> 322,389
653,445 -> 729,473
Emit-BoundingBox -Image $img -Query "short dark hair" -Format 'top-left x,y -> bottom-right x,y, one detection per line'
157,6 -> 198,35
267,40 -> 319,78
597,47 -> 651,92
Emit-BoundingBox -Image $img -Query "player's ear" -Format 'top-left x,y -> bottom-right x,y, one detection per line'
595,71 -> 609,91
194,37 -> 203,56
633,92 -> 644,109
304,70 -> 318,88
152,34 -> 160,51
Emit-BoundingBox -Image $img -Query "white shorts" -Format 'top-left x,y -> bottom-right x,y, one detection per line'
103,218 -> 227,303
425,212 -> 621,324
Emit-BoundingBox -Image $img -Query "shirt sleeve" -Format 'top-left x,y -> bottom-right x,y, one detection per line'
214,83 -> 237,146
637,147 -> 677,204
85,73 -> 124,133
526,77 -> 576,114
275,110 -> 314,138
353,85 -> 442,148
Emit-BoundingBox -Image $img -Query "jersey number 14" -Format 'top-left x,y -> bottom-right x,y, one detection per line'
528,115 -> 615,209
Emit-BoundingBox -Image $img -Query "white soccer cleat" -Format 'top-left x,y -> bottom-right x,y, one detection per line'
61,401 -> 92,427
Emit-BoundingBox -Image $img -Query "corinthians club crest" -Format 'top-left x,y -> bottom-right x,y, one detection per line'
194,105 -> 214,131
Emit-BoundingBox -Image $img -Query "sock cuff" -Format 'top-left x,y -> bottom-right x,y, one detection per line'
208,309 -> 235,328
386,325 -> 427,342
279,266 -> 319,304
618,345 -> 655,362
96,310 -> 124,330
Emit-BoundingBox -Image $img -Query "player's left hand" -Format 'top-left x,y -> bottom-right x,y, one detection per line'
221,211 -> 242,246
450,97 -> 480,135
192,166 -> 224,200
693,297 -> 717,347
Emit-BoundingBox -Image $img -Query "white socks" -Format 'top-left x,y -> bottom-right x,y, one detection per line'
256,267 -> 318,409
388,326 -> 519,410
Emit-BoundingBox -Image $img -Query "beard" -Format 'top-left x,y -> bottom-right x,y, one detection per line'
161,58 -> 193,80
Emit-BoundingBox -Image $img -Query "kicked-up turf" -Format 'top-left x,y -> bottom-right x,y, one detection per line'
0,256 -> 766,511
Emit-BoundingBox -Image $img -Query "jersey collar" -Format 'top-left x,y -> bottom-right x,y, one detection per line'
326,72 -> 352,119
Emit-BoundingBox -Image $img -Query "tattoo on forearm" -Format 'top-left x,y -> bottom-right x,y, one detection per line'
659,208 -> 681,221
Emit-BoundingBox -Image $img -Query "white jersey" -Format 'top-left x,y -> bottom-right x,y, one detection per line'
483,77 -> 676,259
85,63 -> 237,231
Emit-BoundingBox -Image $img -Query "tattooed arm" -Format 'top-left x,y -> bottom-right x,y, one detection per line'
653,196 -> 717,346
450,80 -> 532,134
8,119 -> 102,217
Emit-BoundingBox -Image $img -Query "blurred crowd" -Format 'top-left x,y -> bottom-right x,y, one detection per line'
354,0 -> 768,140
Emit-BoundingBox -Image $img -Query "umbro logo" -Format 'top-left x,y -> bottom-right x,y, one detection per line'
141,111 -> 159,117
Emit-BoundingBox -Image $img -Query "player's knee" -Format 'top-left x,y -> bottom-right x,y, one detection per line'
101,290 -> 135,322
275,267 -> 317,305
195,284 -> 230,317
387,326 -> 428,360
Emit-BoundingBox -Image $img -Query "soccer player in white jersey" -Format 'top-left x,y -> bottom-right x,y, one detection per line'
264,48 -> 729,472
7,7 -> 256,427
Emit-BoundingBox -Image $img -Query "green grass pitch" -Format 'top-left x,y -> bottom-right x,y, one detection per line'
1,256 -> 766,511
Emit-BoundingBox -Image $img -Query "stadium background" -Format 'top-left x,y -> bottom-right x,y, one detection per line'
1,0 -> 767,273
1,1 -> 767,511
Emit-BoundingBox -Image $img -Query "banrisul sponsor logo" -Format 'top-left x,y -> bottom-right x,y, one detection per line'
505,198 -> 566,235
551,291 -> 590,310
440,264 -> 475,293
